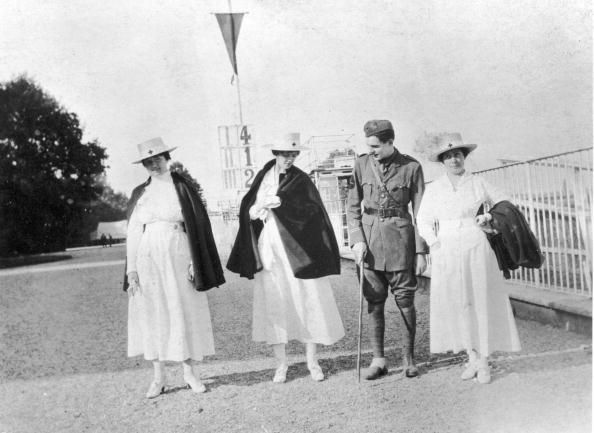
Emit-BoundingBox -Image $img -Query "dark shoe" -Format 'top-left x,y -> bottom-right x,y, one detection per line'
396,304 -> 418,378
404,365 -> 419,378
402,352 -> 419,378
363,365 -> 388,380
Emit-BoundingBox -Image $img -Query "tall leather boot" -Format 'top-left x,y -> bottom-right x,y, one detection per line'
363,302 -> 388,380
398,305 -> 418,378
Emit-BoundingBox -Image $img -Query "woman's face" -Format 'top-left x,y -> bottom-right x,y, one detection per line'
275,151 -> 299,172
441,149 -> 466,175
142,154 -> 169,176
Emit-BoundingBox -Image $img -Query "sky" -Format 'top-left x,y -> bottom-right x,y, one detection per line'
1,0 -> 591,207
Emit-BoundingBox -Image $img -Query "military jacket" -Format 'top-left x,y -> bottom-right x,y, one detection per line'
347,150 -> 426,271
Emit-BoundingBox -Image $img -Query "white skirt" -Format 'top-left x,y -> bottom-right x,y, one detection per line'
128,222 -> 215,361
429,221 -> 521,355
252,216 -> 345,345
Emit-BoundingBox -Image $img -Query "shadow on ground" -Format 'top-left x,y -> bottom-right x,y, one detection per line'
199,348 -> 591,390
0,253 -> 72,269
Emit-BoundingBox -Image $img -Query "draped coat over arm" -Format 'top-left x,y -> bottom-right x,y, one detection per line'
123,171 -> 225,292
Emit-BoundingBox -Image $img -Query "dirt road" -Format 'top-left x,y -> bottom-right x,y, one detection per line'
0,247 -> 591,433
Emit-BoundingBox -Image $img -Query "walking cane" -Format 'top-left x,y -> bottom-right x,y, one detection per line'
356,251 -> 366,383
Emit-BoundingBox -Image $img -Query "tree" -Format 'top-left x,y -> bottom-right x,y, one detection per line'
95,184 -> 128,220
169,161 -> 207,210
0,76 -> 107,255
68,181 -> 129,247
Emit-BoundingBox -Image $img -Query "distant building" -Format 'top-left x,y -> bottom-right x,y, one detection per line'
90,220 -> 127,241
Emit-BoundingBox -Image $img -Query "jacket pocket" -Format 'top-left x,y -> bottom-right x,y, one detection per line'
394,216 -> 412,227
387,185 -> 409,206
362,180 -> 373,200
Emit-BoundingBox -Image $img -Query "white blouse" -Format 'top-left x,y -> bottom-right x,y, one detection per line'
417,172 -> 509,247
126,173 -> 183,272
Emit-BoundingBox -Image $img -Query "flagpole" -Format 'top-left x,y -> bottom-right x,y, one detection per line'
235,72 -> 244,126
228,0 -> 244,126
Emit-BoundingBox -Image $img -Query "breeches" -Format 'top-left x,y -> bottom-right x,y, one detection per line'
362,267 -> 417,310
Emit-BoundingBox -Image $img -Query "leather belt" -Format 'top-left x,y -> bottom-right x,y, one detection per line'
364,207 -> 406,218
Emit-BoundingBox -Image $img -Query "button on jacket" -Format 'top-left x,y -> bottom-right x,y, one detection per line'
347,150 -> 426,271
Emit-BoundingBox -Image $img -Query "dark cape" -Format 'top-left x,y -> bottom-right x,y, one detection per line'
226,159 -> 341,280
122,171 -> 225,291
481,200 -> 544,279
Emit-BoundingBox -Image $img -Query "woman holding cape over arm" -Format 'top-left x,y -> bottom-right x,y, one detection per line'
417,133 -> 521,384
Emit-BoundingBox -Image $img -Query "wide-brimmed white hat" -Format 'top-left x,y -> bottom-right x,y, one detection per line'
429,133 -> 477,162
267,133 -> 309,152
133,137 -> 177,164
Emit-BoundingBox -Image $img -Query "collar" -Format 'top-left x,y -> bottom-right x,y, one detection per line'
438,171 -> 473,189
379,148 -> 401,167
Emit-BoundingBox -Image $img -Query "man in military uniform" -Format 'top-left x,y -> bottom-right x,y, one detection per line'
347,119 -> 427,380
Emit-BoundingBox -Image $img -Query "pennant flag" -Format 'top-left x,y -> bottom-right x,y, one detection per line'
215,13 -> 244,75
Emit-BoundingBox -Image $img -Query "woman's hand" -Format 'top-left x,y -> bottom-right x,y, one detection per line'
127,271 -> 142,296
476,214 -> 496,234
188,261 -> 195,282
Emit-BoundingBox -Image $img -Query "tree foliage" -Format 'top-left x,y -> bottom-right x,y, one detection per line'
68,181 -> 129,247
169,161 -> 208,210
0,76 -> 107,255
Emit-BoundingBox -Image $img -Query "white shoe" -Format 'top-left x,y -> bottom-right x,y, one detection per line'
184,374 -> 207,393
460,361 -> 479,380
146,381 -> 165,399
476,361 -> 491,384
272,364 -> 288,383
308,363 -> 325,382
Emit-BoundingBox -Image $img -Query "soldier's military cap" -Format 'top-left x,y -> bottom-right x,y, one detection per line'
363,119 -> 394,137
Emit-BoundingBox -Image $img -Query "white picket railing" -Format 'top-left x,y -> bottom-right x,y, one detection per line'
475,148 -> 592,297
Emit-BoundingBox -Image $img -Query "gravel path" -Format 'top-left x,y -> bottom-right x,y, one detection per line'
0,247 -> 591,433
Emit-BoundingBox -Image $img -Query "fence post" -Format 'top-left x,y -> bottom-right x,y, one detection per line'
524,162 -> 540,286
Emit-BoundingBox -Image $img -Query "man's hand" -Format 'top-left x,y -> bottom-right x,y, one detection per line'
352,242 -> 367,264
415,254 -> 427,276
127,271 -> 142,296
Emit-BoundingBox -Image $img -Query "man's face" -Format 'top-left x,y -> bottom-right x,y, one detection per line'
366,136 -> 394,161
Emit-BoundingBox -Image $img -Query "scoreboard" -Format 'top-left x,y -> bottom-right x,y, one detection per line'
218,124 -> 257,193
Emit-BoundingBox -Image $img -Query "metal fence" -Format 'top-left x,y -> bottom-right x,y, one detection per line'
475,148 -> 592,297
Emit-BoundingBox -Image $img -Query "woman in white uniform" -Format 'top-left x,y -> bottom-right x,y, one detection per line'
125,137 -> 225,398
417,133 -> 521,384
227,133 -> 345,383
